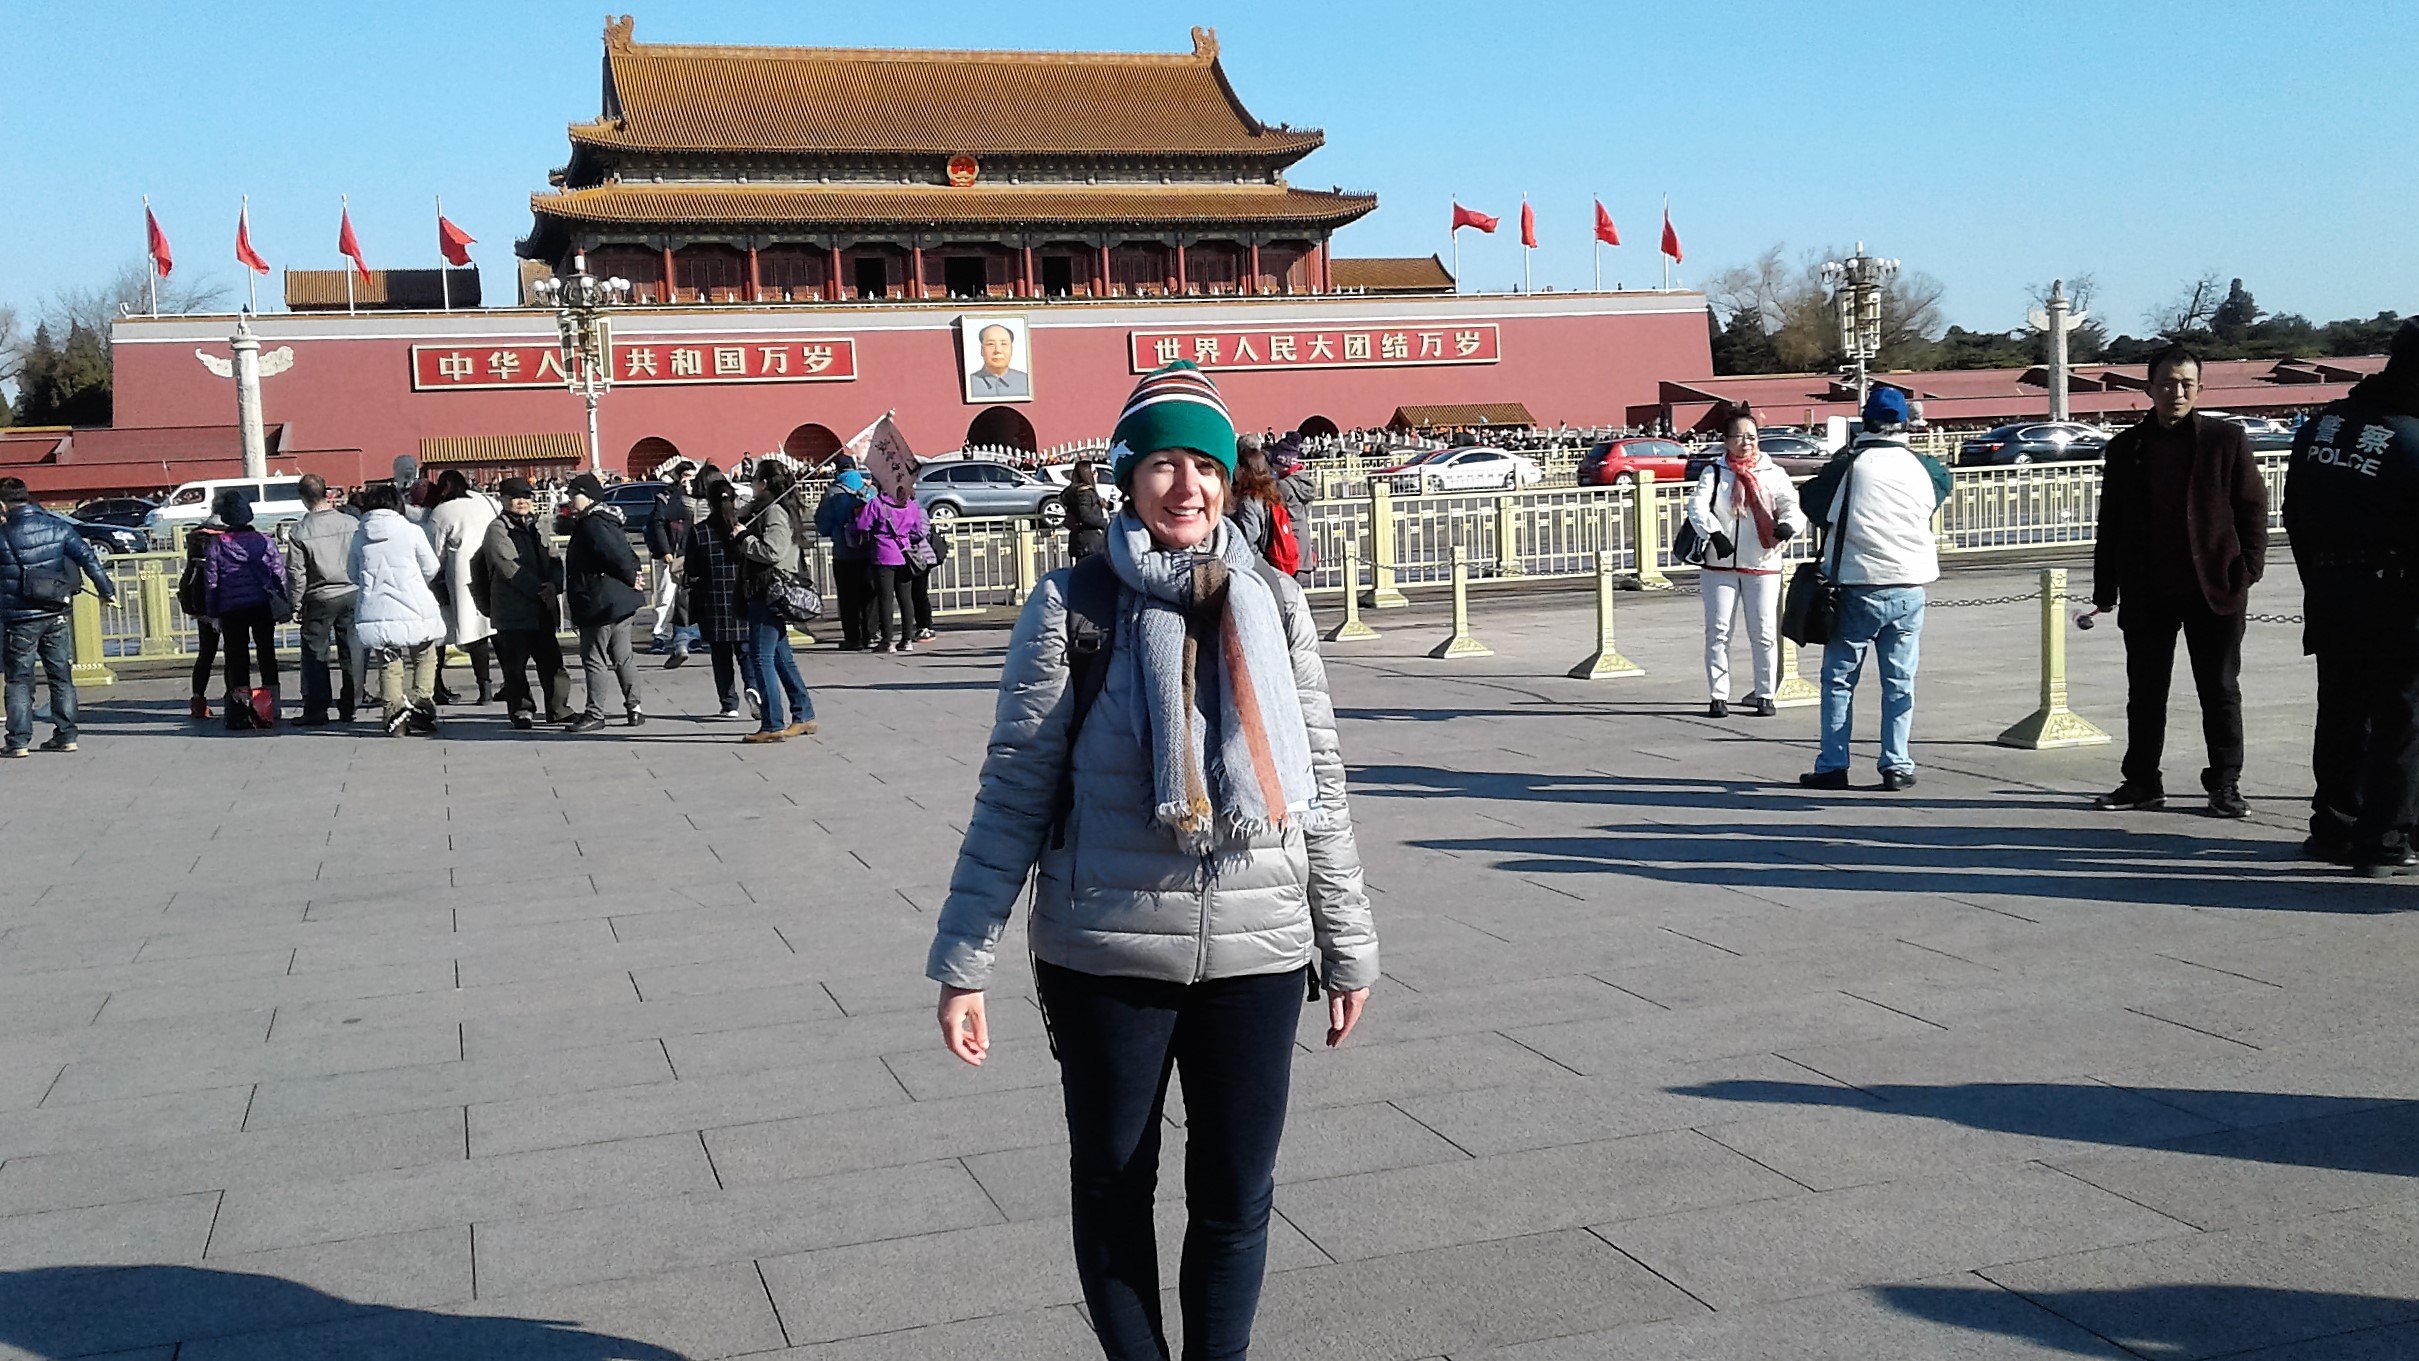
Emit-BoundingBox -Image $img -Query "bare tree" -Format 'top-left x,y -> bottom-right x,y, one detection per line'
2144,272 -> 2223,337
0,304 -> 22,388
1705,245 -> 1947,372
2026,272 -> 2100,315
45,259 -> 231,347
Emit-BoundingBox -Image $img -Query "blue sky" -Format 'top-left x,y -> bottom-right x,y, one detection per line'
6,0 -> 2412,336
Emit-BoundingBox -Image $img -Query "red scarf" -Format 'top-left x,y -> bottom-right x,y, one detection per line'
1727,455 -> 1779,549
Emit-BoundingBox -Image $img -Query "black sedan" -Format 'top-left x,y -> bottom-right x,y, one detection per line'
1957,422 -> 2110,466
72,520 -> 148,556
73,497 -> 157,528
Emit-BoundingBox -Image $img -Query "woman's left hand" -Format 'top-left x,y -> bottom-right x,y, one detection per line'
1326,988 -> 1369,1048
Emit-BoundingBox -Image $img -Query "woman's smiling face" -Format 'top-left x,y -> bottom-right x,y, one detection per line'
1127,449 -> 1228,550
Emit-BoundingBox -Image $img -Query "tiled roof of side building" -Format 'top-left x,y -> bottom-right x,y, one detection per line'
1331,256 -> 1455,292
529,182 -> 1377,228
577,19 -> 1325,158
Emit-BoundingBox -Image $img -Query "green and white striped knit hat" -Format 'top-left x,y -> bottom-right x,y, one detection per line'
1110,360 -> 1238,485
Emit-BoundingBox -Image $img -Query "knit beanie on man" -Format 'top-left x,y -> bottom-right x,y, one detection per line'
1110,361 -> 1238,485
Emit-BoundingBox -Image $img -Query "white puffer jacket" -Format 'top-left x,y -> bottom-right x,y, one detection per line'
349,509 -> 446,651
424,493 -> 499,646
927,560 -> 1378,993
1685,457 -> 1807,573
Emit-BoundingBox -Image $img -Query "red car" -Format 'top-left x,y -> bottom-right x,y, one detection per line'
1577,437 -> 1697,486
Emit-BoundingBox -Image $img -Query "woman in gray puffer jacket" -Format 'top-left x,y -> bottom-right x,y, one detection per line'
928,360 -> 1375,1361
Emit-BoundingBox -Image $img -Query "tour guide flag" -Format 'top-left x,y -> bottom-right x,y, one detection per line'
437,214 -> 475,267
1594,199 -> 1621,247
338,205 -> 371,279
145,203 -> 173,278
235,203 -> 269,275
1450,202 -> 1499,233
847,411 -> 920,501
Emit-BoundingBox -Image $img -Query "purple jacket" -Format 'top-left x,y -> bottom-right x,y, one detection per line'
853,496 -> 927,568
204,528 -> 288,616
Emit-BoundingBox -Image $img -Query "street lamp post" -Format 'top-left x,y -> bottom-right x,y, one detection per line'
529,251 -> 632,476
1820,243 -> 1899,412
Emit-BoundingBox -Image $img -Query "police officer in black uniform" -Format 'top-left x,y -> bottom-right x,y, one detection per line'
2284,318 -> 2419,874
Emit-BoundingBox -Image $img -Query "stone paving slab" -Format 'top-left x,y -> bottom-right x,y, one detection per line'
2,560 -> 2417,1359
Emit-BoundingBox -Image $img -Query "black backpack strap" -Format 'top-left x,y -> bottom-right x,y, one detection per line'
1050,554 -> 1119,849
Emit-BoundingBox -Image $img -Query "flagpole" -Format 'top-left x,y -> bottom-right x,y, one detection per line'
242,196 -> 257,315
1662,194 -> 1671,292
1450,194 -> 1460,295
1592,192 -> 1602,293
343,194 -> 355,315
1520,195 -> 1530,295
437,194 -> 450,311
143,196 -> 159,315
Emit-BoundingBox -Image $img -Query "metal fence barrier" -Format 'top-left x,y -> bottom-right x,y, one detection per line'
61,453 -> 2293,686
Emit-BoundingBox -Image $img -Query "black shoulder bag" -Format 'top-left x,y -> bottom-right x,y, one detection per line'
1781,453 -> 1857,646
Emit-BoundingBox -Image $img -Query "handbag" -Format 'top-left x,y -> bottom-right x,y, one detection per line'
764,568 -> 823,624
1669,467 -> 1713,567
905,529 -> 940,574
1780,455 -> 1857,647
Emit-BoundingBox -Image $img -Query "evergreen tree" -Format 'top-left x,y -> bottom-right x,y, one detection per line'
12,324 -> 59,425
1709,306 -> 1783,375
55,323 -> 111,427
2211,278 -> 2260,344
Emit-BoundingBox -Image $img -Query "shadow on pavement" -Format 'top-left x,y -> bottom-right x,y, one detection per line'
1875,1281 -> 2419,1359
1673,1080 -> 2419,1176
0,1265 -> 688,1359
1353,765 -> 2398,912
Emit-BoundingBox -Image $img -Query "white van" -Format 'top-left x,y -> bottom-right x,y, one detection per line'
145,475 -> 314,547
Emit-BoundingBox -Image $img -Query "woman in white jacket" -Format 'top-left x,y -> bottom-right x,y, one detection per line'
350,483 -> 448,736
423,469 -> 499,705
1686,406 -> 1807,717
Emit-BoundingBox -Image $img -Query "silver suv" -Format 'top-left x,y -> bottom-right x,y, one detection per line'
915,461 -> 1066,527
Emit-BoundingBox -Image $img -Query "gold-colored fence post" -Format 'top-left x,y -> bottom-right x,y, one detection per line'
1428,547 -> 1492,658
1569,551 -> 1643,679
1772,636 -> 1820,707
1997,566 -> 2110,749
71,588 -> 115,689
1493,492 -> 1524,578
1631,469 -> 1670,589
1365,482 -> 1409,609
1326,537 -> 1379,643
138,561 -> 179,657
1013,525 -> 1039,603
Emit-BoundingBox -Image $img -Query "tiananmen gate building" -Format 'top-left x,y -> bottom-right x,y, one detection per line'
87,18 -> 1713,495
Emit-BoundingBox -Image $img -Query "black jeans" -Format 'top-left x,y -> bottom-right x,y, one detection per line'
832,557 -> 872,648
708,639 -> 746,712
493,627 -> 570,721
220,604 -> 279,696
910,569 -> 933,632
191,618 -> 220,698
2118,597 -> 2245,791
2311,646 -> 2419,851
1036,960 -> 1303,1361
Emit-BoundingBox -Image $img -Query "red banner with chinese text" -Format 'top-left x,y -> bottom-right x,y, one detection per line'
411,336 -> 859,391
1127,324 -> 1499,374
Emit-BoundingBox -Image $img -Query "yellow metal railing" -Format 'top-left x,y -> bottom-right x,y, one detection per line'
67,454 -> 2288,670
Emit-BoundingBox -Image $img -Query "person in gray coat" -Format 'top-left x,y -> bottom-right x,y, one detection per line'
282,474 -> 361,725
927,359 -> 1376,1361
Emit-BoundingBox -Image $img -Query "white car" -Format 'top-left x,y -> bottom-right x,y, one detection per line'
145,474 -> 313,546
1036,462 -> 1122,511
1401,446 -> 1543,494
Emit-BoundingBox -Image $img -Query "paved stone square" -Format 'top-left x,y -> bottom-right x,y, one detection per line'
3,558 -> 2416,1360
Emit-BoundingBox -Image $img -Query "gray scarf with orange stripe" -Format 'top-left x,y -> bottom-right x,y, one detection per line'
1106,516 -> 1315,853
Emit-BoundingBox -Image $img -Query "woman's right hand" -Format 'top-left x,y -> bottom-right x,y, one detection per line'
937,986 -> 989,1066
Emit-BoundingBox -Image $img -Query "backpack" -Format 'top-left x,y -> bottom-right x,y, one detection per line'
1264,499 -> 1303,576
1049,551 -> 1298,849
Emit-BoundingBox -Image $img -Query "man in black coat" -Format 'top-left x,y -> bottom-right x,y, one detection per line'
0,477 -> 116,756
562,473 -> 645,733
2087,347 -> 2268,818
471,477 -> 572,729
2284,319 -> 2419,872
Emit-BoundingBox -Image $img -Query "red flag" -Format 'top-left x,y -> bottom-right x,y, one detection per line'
1594,199 -> 1621,247
437,215 -> 476,267
1659,204 -> 1683,263
146,206 -> 174,278
1519,200 -> 1537,249
235,205 -> 269,275
1451,202 -> 1499,234
337,207 -> 371,279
